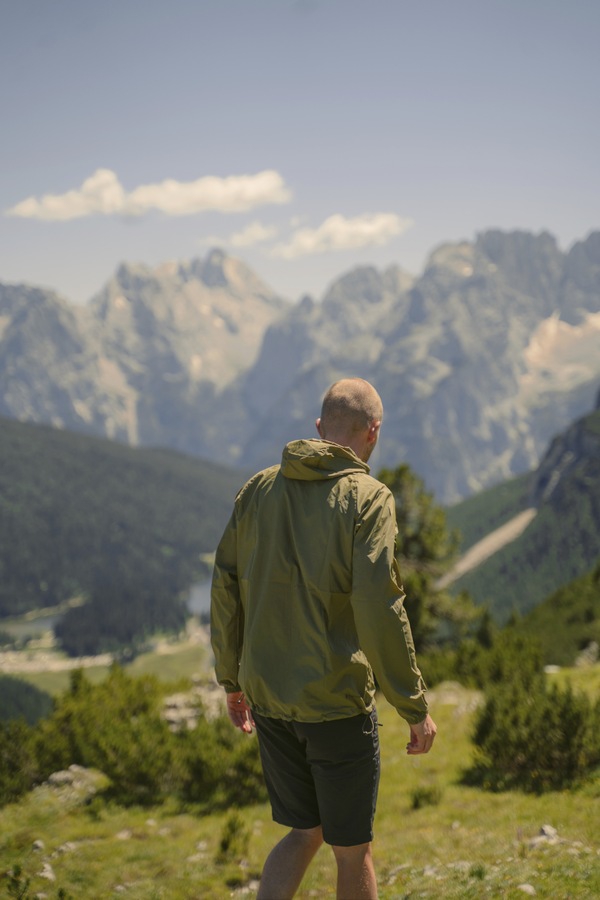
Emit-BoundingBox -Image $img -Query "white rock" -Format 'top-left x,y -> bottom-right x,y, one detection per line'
517,885 -> 536,896
32,840 -> 45,851
56,841 -> 78,854
38,864 -> 56,882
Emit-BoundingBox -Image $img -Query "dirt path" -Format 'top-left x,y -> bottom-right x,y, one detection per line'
437,507 -> 538,589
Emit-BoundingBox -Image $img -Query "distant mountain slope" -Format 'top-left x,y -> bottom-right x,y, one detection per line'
1,231 -> 599,503
0,416 -> 244,620
446,394 -> 600,621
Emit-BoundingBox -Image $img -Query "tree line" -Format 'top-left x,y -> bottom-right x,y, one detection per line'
0,416 -> 244,654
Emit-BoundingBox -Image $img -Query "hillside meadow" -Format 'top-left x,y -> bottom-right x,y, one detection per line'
1,641 -> 599,899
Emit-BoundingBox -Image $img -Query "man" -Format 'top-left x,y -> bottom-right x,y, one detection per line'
211,378 -> 437,900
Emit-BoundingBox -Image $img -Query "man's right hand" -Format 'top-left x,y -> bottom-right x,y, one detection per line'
406,713 -> 437,754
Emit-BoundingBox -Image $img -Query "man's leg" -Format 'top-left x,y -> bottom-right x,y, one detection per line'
332,841 -> 377,900
257,825 -> 323,900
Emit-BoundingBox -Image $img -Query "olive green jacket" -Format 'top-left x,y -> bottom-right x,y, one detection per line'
210,439 -> 428,724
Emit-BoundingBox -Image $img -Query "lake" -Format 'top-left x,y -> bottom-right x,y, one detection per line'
187,579 -> 212,616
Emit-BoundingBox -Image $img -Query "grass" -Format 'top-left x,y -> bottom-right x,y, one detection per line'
547,662 -> 600,699
1,672 -> 599,899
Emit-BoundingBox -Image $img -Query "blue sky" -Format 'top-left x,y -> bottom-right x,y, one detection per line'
1,0 -> 598,303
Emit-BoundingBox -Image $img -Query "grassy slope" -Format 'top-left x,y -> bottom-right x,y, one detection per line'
1,674 -> 599,899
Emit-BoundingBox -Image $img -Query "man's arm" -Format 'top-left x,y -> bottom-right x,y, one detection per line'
210,509 -> 244,695
351,485 -> 437,750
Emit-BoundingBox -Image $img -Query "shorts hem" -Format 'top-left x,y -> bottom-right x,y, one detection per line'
273,814 -> 321,832
322,831 -> 374,847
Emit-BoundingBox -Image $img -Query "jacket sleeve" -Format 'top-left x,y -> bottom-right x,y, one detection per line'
350,484 -> 429,724
210,508 -> 244,693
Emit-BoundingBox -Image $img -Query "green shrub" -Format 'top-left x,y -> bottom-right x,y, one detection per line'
178,713 -> 266,810
0,720 -> 38,806
0,667 -> 266,811
0,675 -> 53,725
34,666 -> 184,805
25,667 -> 265,811
5,864 -> 31,900
466,677 -> 600,792
420,624 -> 544,690
215,812 -> 250,863
410,783 -> 443,810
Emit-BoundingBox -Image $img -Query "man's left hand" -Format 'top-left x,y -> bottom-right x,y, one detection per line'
226,691 -> 255,734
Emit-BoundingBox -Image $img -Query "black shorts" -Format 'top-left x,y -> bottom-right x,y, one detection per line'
253,710 -> 380,847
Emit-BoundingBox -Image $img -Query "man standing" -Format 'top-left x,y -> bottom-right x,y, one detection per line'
211,378 -> 437,899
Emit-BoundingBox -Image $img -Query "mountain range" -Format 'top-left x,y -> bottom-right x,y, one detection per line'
1,230 -> 599,502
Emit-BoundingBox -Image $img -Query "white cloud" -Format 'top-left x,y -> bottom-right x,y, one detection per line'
7,169 -> 125,221
6,168 -> 291,221
271,212 -> 413,259
229,221 -> 278,247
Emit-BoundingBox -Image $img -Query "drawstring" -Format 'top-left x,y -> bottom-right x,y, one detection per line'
362,715 -> 382,735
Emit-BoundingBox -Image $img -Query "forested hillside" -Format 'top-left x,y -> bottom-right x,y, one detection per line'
445,402 -> 600,621
513,562 -> 600,666
0,417 -> 245,652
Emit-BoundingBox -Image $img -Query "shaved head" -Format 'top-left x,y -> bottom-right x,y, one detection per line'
319,378 -> 383,445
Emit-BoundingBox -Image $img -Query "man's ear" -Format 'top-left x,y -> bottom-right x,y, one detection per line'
315,417 -> 323,437
367,420 -> 381,444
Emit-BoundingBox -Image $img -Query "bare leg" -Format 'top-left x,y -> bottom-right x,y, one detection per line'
257,826 -> 323,900
332,842 -> 377,900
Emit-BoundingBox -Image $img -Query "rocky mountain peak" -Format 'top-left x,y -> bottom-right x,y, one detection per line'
424,241 -> 475,279
475,230 -> 563,308
193,247 -> 229,288
562,232 -> 600,320
1,228 -> 599,503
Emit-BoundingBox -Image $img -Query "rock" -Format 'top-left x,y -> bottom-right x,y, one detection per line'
575,641 -> 599,667
42,765 -> 102,808
32,840 -> 45,851
528,824 -> 560,848
162,681 -> 225,730
517,885 -> 536,895
38,863 -> 56,882
116,829 -> 133,841
54,841 -> 78,855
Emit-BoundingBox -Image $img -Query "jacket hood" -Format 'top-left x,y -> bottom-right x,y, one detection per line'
281,439 -> 370,481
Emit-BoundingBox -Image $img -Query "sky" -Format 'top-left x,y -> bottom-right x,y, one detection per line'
1,0 -> 599,304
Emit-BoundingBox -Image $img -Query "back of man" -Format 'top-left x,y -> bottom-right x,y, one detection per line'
211,378 -> 436,899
